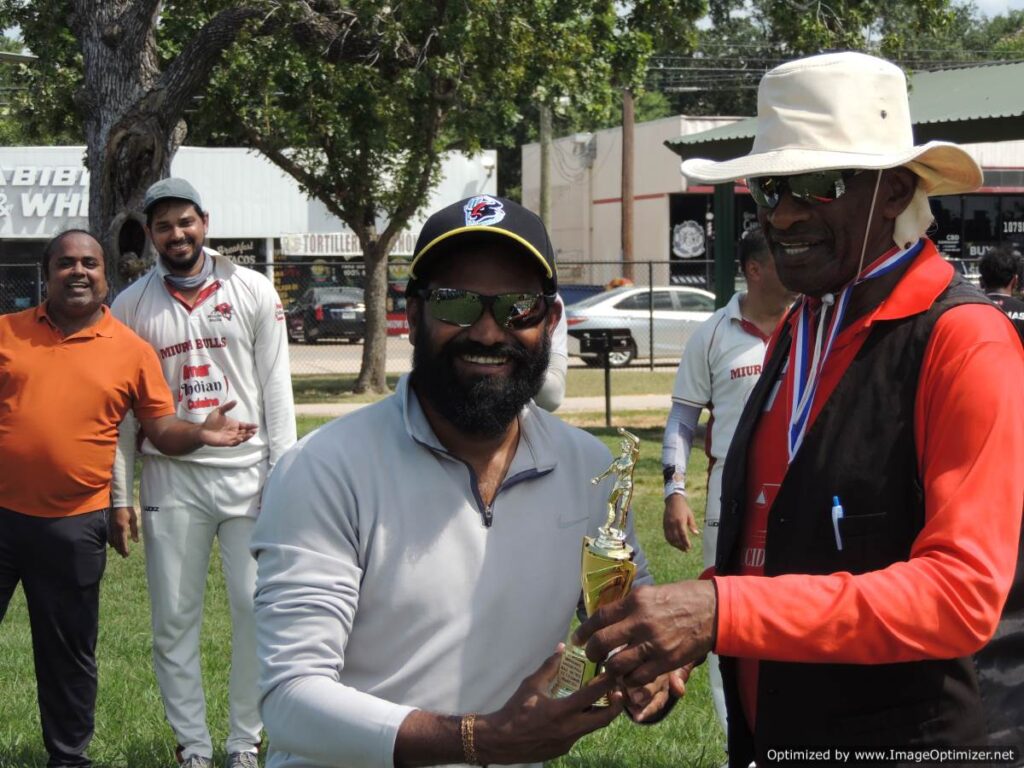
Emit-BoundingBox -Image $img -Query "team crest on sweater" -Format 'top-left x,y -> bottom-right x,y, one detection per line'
208,302 -> 233,322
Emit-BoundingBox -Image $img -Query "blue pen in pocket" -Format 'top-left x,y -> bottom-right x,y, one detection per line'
831,496 -> 844,551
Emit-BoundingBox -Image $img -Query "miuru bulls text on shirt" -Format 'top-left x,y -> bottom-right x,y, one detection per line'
731,364 -> 762,380
158,337 -> 228,359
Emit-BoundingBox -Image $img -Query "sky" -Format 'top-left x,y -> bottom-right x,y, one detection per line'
959,0 -> 1024,17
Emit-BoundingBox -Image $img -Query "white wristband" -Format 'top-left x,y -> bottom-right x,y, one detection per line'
664,482 -> 687,500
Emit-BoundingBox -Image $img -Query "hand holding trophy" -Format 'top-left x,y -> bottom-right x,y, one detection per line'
552,428 -> 641,703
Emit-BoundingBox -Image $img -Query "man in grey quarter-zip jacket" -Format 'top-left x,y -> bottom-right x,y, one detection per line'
251,195 -> 683,768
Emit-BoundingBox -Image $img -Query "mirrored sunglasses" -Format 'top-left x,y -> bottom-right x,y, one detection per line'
421,288 -> 553,329
748,169 -> 864,209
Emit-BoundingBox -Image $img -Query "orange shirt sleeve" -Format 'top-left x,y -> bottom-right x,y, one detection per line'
131,342 -> 175,420
715,304 -> 1024,663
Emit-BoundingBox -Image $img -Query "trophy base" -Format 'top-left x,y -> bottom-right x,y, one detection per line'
551,643 -> 610,707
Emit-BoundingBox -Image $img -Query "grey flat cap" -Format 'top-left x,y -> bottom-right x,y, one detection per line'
143,177 -> 203,214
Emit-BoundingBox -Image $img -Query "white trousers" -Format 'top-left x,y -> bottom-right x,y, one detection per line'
141,456 -> 266,760
704,463 -> 729,739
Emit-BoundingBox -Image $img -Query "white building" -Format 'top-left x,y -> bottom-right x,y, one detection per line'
0,146 -> 496,314
521,115 -> 739,286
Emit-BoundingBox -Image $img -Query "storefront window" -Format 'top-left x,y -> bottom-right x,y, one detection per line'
930,195 -> 963,258
963,195 -> 999,258
999,196 -> 1024,252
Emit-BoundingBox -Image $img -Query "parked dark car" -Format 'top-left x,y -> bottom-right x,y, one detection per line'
286,286 -> 366,343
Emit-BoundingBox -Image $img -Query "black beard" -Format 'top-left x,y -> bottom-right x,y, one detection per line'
411,328 -> 551,439
158,240 -> 203,274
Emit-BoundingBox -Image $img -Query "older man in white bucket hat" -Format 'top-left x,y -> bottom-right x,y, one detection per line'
574,52 -> 1024,764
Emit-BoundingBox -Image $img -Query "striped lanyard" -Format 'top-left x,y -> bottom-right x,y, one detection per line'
787,238 -> 924,462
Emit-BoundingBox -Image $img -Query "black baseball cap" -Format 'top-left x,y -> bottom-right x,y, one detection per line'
407,195 -> 557,295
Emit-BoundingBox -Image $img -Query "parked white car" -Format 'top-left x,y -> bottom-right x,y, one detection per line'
565,285 -> 716,367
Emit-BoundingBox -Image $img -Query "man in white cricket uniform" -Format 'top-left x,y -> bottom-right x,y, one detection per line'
534,295 -> 567,411
110,178 -> 296,768
251,195 -> 683,768
661,227 -> 794,734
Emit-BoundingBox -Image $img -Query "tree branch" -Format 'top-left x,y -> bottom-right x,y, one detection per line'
154,4 -> 270,124
288,0 -> 419,66
380,102 -> 445,247
246,132 -> 356,229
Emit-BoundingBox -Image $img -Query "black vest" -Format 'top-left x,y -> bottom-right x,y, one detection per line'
717,275 -> 1023,766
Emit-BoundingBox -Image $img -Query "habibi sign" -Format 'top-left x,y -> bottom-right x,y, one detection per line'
0,163 -> 90,236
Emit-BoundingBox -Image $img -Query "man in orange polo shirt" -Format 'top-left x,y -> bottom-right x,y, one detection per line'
575,53 -> 1023,764
0,230 -> 257,768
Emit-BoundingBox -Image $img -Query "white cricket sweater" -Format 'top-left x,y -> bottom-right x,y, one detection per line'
110,252 -> 296,504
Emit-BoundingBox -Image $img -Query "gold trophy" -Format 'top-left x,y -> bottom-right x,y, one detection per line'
552,428 -> 640,703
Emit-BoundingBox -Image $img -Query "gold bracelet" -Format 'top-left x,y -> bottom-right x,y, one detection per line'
460,713 -> 480,765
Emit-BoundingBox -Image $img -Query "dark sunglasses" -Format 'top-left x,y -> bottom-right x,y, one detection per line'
420,288 -> 553,329
748,169 -> 864,209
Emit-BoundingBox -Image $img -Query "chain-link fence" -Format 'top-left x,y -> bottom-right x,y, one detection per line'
0,257 -> 722,375
0,263 -> 43,315
280,258 -> 719,376
1,254 -> 989,378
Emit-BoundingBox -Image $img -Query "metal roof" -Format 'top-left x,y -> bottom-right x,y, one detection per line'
666,60 -> 1024,160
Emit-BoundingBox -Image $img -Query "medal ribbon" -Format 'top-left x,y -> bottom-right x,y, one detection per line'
787,238 -> 924,461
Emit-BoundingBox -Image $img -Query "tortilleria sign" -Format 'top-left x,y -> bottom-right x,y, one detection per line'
279,229 -> 418,257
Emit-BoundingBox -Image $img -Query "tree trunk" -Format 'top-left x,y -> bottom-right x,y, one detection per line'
73,0 -> 161,287
71,1 -> 264,289
89,116 -> 184,287
354,235 -> 393,394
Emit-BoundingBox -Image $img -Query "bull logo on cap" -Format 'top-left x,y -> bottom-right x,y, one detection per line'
463,195 -> 505,227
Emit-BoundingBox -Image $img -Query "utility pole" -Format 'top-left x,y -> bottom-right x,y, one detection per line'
539,103 -> 552,227
621,88 -> 635,281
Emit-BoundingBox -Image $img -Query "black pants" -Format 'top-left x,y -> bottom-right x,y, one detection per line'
0,506 -> 107,768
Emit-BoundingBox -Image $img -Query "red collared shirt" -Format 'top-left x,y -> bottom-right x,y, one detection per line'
714,241 -> 1024,730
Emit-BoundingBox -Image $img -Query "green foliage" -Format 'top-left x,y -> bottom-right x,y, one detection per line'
653,12 -> 768,117
491,0 -> 704,198
963,9 -> 1024,59
180,1 -> 706,388
660,0 -> 1021,118
183,1 -> 706,226
610,0 -> 704,90
745,0 -> 953,55
0,3 -> 84,145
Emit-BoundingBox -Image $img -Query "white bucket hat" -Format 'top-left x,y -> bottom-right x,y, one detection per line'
681,51 -> 982,194
681,52 -> 982,248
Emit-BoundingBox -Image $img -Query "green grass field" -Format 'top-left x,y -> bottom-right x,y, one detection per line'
0,415 -> 723,768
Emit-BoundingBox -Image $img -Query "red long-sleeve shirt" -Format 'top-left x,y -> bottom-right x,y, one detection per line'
713,241 -> 1024,730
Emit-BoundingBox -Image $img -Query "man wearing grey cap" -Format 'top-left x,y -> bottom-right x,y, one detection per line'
110,178 -> 296,768
249,194 -> 680,768
574,52 -> 1023,763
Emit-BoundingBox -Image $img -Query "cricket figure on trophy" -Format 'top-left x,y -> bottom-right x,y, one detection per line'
553,428 -> 641,701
